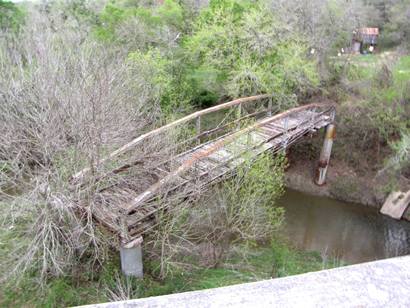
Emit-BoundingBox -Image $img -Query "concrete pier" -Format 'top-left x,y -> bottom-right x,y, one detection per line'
380,190 -> 410,220
315,124 -> 335,186
120,237 -> 143,278
80,256 -> 410,308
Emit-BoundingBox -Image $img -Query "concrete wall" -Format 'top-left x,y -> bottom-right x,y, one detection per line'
79,256 -> 410,308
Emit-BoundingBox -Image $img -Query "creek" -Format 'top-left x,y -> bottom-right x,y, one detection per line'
278,189 -> 410,264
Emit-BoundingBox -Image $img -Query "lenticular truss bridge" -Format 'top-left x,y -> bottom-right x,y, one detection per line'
71,95 -> 335,259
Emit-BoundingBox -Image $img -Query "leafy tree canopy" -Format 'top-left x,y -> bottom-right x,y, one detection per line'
0,0 -> 24,32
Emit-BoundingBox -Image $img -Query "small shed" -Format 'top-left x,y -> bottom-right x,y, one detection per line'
352,28 -> 379,54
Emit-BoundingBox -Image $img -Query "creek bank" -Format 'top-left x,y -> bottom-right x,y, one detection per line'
284,157 -> 410,221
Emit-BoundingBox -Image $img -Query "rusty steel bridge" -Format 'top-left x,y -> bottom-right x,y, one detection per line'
70,95 -> 335,275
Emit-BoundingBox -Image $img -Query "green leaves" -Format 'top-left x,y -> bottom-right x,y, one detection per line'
0,0 -> 24,32
93,0 -> 320,112
94,0 -> 183,45
183,0 -> 318,104
157,0 -> 184,29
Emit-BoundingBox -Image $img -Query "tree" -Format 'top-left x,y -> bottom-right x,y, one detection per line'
0,1 -> 165,284
267,0 -> 370,78
0,0 -> 24,32
182,0 -> 318,107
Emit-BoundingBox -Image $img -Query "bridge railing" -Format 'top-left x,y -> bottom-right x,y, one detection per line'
123,102 -> 336,237
70,94 -> 275,187
69,96 -> 335,239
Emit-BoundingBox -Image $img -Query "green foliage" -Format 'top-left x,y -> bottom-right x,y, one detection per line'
157,0 -> 184,28
61,0 -> 98,26
338,54 -> 410,154
233,153 -> 286,230
366,56 -> 410,140
269,240 -> 344,277
207,152 -> 286,245
93,0 -> 320,111
2,277 -> 97,307
128,48 -> 192,113
94,0 -> 184,44
1,242 -> 340,307
345,61 -> 376,82
182,0 -> 318,106
394,55 -> 410,85
385,131 -> 410,174
94,3 -> 134,42
381,0 -> 410,48
0,0 -> 24,32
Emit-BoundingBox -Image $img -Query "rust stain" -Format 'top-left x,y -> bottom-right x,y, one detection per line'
325,124 -> 336,140
318,159 -> 328,168
125,103 -> 336,213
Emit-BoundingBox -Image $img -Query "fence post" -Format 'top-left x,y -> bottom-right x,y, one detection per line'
315,124 -> 336,186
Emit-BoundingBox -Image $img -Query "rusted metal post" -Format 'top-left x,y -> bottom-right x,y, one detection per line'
196,116 -> 201,145
236,103 -> 242,130
120,236 -> 143,277
315,124 -> 335,186
267,97 -> 272,117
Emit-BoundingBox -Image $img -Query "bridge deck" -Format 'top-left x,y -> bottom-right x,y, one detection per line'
87,105 -> 334,243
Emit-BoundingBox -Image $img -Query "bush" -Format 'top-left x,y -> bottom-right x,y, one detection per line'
94,0 -> 183,52
145,153 -> 286,278
0,3 -> 165,286
181,0 -> 319,107
335,54 -> 410,171
0,0 -> 24,32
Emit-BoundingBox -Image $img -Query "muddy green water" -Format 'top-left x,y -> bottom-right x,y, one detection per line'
277,189 -> 410,264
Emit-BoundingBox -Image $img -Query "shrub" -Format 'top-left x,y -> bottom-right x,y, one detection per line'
0,0 -> 24,32
94,0 -> 183,52
0,3 -> 164,285
146,153 -> 286,278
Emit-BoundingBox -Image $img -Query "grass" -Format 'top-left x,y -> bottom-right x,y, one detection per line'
0,239 -> 343,307
346,63 -> 375,81
346,53 -> 410,84
393,55 -> 410,84
350,54 -> 378,64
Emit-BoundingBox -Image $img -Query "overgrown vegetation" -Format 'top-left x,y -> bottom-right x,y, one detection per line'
1,240 -> 342,307
144,153 -> 286,279
1,0 -> 409,306
331,54 -> 410,175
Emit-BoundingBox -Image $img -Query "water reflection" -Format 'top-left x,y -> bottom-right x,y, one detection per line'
277,189 -> 410,264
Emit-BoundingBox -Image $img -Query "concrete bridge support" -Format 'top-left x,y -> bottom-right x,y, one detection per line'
120,237 -> 143,278
315,123 -> 335,186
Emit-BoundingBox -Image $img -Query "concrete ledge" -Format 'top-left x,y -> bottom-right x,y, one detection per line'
80,256 -> 410,308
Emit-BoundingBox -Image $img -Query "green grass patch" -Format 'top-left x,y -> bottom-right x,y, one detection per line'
393,55 -> 410,84
350,54 -> 378,64
0,240 -> 344,307
345,63 -> 375,81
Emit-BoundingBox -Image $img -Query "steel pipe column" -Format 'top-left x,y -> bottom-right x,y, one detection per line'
315,124 -> 335,186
